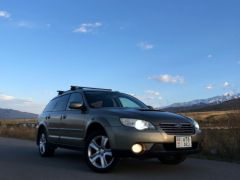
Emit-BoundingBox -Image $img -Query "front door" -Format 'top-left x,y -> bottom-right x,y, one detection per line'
60,93 -> 87,147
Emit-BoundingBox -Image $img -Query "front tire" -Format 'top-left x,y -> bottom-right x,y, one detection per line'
37,130 -> 55,157
84,131 -> 119,173
158,155 -> 186,165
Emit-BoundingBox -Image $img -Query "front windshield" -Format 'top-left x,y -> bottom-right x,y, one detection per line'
84,91 -> 148,109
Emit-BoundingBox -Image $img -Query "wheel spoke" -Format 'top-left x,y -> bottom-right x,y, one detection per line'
42,144 -> 45,153
104,151 -> 112,157
100,156 -> 107,168
90,140 -> 100,151
101,136 -> 108,148
90,154 -> 100,163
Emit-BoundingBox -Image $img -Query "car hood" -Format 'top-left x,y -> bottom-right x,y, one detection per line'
93,108 -> 192,125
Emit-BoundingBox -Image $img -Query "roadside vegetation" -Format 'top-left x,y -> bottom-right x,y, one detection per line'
0,119 -> 37,141
183,110 -> 240,163
0,110 -> 240,162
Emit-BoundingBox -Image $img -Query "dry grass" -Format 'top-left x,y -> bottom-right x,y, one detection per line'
182,110 -> 240,162
0,119 -> 37,141
181,110 -> 240,128
200,128 -> 240,162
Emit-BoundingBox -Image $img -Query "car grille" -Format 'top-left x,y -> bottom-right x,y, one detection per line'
159,122 -> 195,135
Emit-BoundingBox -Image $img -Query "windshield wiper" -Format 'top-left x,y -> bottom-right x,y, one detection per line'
138,108 -> 164,112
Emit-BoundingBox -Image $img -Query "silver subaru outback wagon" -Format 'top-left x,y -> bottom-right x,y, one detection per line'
37,86 -> 202,172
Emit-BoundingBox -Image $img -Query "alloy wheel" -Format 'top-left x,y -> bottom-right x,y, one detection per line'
87,135 -> 114,169
39,133 -> 47,154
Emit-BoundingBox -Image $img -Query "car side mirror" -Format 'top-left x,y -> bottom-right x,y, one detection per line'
69,102 -> 85,110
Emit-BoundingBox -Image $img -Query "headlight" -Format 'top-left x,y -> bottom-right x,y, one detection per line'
120,118 -> 155,130
192,119 -> 200,130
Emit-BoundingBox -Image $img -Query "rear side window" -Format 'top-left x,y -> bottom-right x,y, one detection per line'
67,93 -> 83,110
54,95 -> 70,111
43,99 -> 57,112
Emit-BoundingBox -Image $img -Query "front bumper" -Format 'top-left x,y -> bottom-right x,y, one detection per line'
106,127 -> 203,157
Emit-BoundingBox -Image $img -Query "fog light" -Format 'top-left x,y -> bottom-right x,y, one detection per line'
132,144 -> 143,154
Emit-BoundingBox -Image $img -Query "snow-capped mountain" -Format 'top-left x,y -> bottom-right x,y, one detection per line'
167,93 -> 240,108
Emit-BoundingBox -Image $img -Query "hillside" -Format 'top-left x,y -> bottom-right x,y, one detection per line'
162,98 -> 240,112
0,108 -> 38,119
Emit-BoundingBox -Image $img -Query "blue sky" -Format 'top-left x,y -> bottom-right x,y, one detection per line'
0,0 -> 240,113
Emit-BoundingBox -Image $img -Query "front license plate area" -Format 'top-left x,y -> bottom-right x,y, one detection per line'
176,136 -> 192,148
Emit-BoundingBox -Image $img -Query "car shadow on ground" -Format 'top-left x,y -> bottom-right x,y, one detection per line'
45,149 -> 193,174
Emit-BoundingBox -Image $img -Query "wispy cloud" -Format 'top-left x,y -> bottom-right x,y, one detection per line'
16,21 -> 35,28
0,94 -> 15,101
15,21 -> 51,29
0,93 -> 44,114
73,22 -> 102,33
223,81 -> 230,88
206,84 -> 213,90
0,10 -> 11,18
132,90 -> 163,107
207,54 -> 213,58
145,90 -> 161,98
0,10 -> 50,29
149,74 -> 185,84
137,42 -> 154,50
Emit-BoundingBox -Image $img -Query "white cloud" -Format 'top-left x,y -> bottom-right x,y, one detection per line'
132,90 -> 163,107
145,90 -> 160,97
137,42 -> 154,50
149,74 -> 185,84
0,93 -> 44,114
206,84 -> 213,90
14,21 -> 51,29
0,94 -> 15,101
0,10 -> 11,18
223,81 -> 230,87
207,54 -> 213,58
73,22 -> 102,33
16,21 -> 35,28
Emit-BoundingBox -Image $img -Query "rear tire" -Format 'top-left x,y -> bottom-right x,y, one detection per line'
84,131 -> 119,173
37,130 -> 55,157
158,155 -> 186,165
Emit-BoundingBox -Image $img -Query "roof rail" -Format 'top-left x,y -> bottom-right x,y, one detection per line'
70,85 -> 112,91
57,90 -> 65,95
70,86 -> 80,90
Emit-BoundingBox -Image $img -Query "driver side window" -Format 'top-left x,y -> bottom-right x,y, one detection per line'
67,93 -> 83,110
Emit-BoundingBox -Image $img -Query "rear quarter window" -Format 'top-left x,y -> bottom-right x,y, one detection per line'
43,99 -> 57,112
54,95 -> 70,111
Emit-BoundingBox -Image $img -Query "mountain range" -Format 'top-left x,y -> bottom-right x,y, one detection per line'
0,108 -> 38,119
162,93 -> 240,112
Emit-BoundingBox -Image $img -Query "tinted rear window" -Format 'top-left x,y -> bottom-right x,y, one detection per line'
54,95 -> 70,111
43,99 -> 57,112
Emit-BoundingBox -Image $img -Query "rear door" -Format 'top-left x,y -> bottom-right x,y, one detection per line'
44,98 -> 59,144
47,95 -> 70,144
60,93 -> 86,147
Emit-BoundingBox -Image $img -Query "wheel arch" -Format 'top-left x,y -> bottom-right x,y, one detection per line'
84,122 -> 108,140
